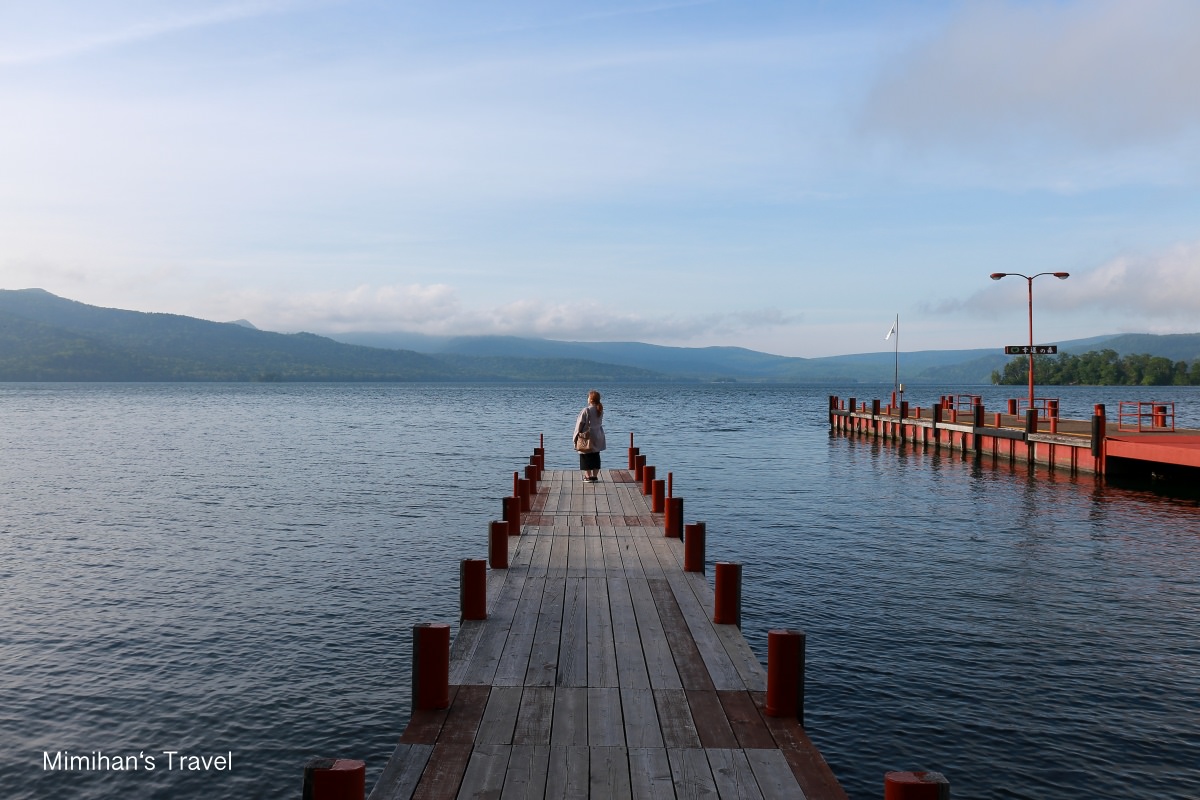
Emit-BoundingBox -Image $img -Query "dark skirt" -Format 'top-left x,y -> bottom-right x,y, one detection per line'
579,451 -> 601,470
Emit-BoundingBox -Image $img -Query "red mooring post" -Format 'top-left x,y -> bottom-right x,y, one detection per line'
642,464 -> 656,496
635,454 -> 647,482
412,622 -> 450,710
884,771 -> 950,799
713,562 -> 742,626
651,479 -> 665,513
765,629 -> 805,723
684,522 -> 705,572
525,464 -> 538,492
518,478 -> 530,512
502,495 -> 521,530
303,758 -> 366,800
628,433 -> 637,470
665,497 -> 683,538
460,558 -> 487,621
489,520 -> 509,567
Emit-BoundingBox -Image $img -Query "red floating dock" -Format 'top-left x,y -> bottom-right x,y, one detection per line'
829,395 -> 1200,478
367,459 -> 849,799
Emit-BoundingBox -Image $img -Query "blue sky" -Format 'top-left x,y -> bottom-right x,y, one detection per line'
2,0 -> 1198,357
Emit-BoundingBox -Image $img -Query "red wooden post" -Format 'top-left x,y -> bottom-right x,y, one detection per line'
303,758 -> 366,800
713,562 -> 741,626
884,771 -> 950,799
765,629 -> 805,722
635,454 -> 646,482
460,558 -> 487,621
489,520 -> 509,567
412,623 -> 450,710
665,497 -> 683,538
525,463 -> 538,491
642,464 -> 656,496
651,479 -> 665,513
684,522 -> 705,572
518,478 -> 530,512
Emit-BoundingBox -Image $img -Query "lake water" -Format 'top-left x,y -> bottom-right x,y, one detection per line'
2,382 -> 1198,799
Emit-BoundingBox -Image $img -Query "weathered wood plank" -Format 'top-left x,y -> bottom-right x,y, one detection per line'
620,688 -> 665,749
705,748 -> 766,800
550,686 -> 588,746
476,686 -> 524,745
628,747 -> 675,800
586,687 -> 625,747
501,745 -> 549,800
525,578 -> 565,687
744,748 -> 805,800
512,686 -> 554,746
648,577 -> 714,691
685,689 -> 738,748
557,578 -> 588,687
410,741 -> 472,800
626,576 -> 681,690
667,747 -> 719,800
654,688 -> 701,749
456,743 -> 511,799
590,746 -> 633,798
607,575 -> 651,690
718,691 -> 776,750
439,684 -> 491,745
585,576 -> 619,688
367,743 -> 433,800
543,746 -> 589,800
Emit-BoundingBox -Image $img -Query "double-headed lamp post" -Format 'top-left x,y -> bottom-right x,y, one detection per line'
990,271 -> 1069,411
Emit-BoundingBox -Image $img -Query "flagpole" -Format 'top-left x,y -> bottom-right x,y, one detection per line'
893,314 -> 899,398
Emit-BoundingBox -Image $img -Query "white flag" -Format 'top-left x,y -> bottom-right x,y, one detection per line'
885,320 -> 897,341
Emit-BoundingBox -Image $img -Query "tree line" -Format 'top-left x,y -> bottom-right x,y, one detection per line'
991,349 -> 1200,386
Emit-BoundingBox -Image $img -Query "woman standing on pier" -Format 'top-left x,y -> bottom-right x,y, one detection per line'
574,390 -> 606,482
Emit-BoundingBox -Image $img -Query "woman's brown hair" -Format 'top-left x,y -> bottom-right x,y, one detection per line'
588,390 -> 603,418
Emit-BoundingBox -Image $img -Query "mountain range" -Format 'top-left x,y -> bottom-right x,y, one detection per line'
2,288 -> 1198,383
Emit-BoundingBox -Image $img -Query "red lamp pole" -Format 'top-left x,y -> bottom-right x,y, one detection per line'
990,271 -> 1070,411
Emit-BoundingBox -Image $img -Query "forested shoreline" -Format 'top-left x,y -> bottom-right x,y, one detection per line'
991,349 -> 1200,386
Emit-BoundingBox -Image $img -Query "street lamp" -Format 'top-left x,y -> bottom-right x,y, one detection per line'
990,271 -> 1069,411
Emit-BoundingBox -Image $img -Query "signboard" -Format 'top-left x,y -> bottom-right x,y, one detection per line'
1004,345 -> 1058,355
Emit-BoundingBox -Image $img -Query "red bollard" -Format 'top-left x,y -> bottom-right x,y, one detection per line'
651,479 -> 665,513
713,562 -> 741,627
525,463 -> 538,491
489,520 -> 509,568
518,478 -> 530,512
884,771 -> 950,800
502,495 -> 521,530
994,412 -> 1002,428
534,447 -> 545,472
628,446 -> 639,471
460,558 -> 487,621
665,497 -> 683,538
667,472 -> 673,497
412,622 -> 450,710
765,629 -> 805,722
1007,398 -> 1018,415
642,464 -> 656,496
303,757 -> 366,800
512,471 -> 521,498
684,522 -> 705,572
635,454 -> 646,482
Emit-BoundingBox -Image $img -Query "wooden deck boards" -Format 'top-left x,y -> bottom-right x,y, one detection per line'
369,468 -> 846,800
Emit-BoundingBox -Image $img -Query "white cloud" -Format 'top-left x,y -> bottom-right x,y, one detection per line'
208,283 -> 800,345
932,240 -> 1200,331
861,0 -> 1200,155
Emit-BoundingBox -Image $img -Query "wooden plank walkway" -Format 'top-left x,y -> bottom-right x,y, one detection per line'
370,468 -> 847,800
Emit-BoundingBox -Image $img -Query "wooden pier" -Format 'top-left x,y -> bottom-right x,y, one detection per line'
829,394 -> 1200,479
366,459 -> 847,799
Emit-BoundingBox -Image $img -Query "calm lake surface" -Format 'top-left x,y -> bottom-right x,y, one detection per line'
2,382 -> 1198,799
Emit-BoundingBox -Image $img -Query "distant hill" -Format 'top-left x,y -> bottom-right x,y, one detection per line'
329,330 -> 1145,384
3,289 -> 1195,383
0,289 -> 668,382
